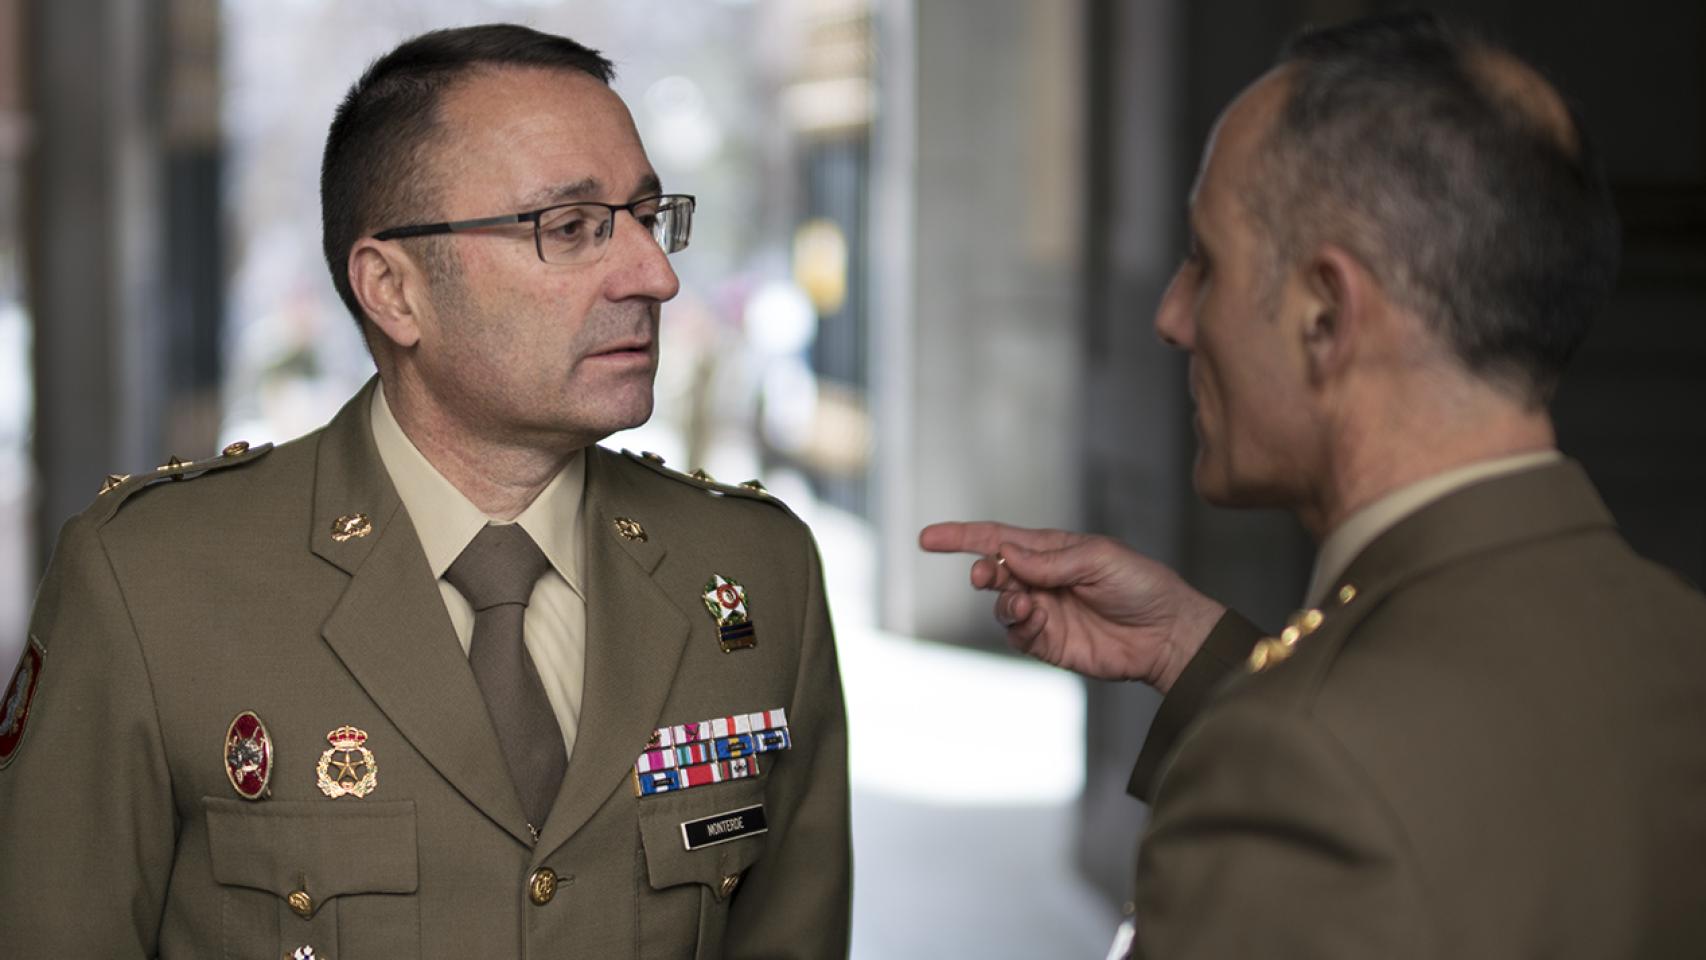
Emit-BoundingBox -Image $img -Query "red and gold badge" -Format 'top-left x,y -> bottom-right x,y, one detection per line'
0,637 -> 45,768
224,711 -> 274,799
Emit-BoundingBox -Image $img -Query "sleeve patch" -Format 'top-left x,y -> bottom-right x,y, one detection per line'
0,636 -> 46,769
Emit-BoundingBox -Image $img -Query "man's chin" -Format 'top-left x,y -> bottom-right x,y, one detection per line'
1191,455 -> 1275,510
1194,474 -> 1298,515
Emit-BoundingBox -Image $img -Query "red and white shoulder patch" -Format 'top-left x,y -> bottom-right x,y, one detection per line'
0,637 -> 44,768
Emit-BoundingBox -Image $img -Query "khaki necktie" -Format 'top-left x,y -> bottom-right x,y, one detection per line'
444,523 -> 566,832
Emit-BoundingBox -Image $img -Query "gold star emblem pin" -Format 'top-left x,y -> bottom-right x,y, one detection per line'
315,724 -> 378,798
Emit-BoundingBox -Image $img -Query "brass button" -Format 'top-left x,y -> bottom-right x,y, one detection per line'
287,888 -> 314,918
1337,584 -> 1358,605
640,450 -> 665,465
1247,640 -> 1271,673
740,479 -> 768,494
98,473 -> 131,496
222,440 -> 250,457
1299,608 -> 1325,634
1247,637 -> 1294,674
528,868 -> 558,905
690,468 -> 715,483
718,873 -> 741,899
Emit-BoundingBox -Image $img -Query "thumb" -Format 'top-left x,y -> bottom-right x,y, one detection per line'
997,540 -> 1102,590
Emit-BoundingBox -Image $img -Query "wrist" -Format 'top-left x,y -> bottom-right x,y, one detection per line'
1153,596 -> 1226,693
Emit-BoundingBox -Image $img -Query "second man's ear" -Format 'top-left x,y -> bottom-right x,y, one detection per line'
1299,244 -> 1372,381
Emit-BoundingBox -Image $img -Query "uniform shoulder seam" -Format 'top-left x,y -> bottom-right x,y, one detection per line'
84,442 -> 276,526
609,447 -> 798,518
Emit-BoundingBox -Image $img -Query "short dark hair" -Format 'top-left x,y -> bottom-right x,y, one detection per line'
320,24 -> 615,327
1247,12 -> 1620,403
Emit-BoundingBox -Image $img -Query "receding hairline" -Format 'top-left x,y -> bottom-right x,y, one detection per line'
1192,67 -> 1294,225
400,62 -> 634,218
1463,47 -> 1580,156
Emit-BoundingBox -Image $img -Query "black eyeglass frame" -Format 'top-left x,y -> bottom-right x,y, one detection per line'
370,193 -> 696,264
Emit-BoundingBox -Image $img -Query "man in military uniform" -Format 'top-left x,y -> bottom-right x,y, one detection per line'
924,13 -> 1706,958
0,25 -> 849,959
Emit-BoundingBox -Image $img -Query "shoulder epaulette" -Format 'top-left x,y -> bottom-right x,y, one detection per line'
87,440 -> 275,523
618,448 -> 795,516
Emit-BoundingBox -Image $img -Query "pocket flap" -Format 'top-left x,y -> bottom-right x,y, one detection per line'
637,783 -> 767,892
205,798 -> 419,903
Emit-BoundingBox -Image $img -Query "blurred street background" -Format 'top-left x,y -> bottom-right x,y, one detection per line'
1,0 -> 1702,955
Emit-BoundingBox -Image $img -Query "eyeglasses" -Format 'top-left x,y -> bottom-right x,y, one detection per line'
372,194 -> 696,266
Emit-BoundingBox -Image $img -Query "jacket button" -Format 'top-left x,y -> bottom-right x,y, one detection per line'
717,874 -> 741,899
288,889 -> 314,918
528,868 -> 558,905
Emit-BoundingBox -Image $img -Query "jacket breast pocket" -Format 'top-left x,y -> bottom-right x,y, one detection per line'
204,798 -> 420,960
636,780 -> 770,960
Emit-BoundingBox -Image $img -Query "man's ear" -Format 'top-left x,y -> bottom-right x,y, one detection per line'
1299,244 -> 1372,384
348,238 -> 426,349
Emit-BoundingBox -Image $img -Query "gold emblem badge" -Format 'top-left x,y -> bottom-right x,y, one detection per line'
613,517 -> 647,542
316,724 -> 378,798
330,513 -> 373,543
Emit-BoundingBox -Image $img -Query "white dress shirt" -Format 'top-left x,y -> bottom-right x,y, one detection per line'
369,385 -> 589,762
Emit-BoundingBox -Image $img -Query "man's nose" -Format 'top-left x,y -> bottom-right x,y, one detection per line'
604,210 -> 681,303
1153,265 -> 1195,350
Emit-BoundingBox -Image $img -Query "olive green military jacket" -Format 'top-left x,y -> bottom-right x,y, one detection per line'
0,384 -> 851,959
1125,461 -> 1706,957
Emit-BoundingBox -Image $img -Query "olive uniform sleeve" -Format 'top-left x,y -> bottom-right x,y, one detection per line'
1131,702 -> 1433,959
0,513 -> 176,958
721,528 -> 851,957
1126,610 -> 1263,803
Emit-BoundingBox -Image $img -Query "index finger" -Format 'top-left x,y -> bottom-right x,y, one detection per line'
918,521 -> 1081,556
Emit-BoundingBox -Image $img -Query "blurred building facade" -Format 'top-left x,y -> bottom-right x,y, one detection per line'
7,0 -> 1705,952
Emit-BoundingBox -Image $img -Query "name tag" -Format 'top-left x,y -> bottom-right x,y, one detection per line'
681,803 -> 769,850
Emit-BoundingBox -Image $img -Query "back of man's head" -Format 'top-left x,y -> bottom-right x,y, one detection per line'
1248,12 -> 1620,405
320,24 -> 615,329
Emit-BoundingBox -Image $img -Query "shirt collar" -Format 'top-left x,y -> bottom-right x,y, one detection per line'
1304,449 -> 1562,608
369,384 -> 585,597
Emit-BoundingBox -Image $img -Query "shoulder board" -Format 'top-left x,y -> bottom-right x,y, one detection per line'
86,440 -> 275,524
618,448 -> 796,516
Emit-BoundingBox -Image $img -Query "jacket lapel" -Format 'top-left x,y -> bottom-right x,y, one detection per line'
536,448 -> 690,856
311,381 -> 533,845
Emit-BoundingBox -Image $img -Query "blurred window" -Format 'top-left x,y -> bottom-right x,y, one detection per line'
0,0 -> 31,671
